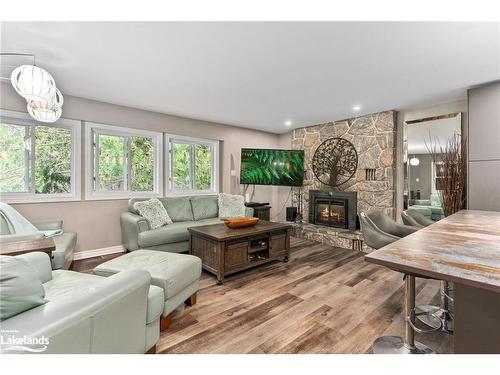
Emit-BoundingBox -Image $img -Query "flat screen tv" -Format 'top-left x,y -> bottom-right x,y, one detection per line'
240,148 -> 304,186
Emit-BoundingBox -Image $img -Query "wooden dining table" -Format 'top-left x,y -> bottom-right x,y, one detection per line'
0,237 -> 56,258
365,209 -> 500,353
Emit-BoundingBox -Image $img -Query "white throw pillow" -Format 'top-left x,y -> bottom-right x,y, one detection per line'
134,198 -> 173,229
218,193 -> 246,219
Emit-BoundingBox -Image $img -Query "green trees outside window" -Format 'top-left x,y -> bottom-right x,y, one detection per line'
35,126 -> 71,194
195,144 -> 212,190
170,140 -> 213,192
97,134 -> 126,191
0,122 -> 73,195
130,136 -> 154,192
94,132 -> 155,193
0,123 -> 28,193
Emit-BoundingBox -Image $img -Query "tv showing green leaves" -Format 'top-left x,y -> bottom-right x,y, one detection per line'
240,148 -> 304,186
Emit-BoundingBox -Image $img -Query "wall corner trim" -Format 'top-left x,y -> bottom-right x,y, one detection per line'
73,245 -> 125,260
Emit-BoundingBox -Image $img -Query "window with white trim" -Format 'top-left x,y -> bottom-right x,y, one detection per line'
0,110 -> 81,203
166,134 -> 219,195
85,122 -> 162,200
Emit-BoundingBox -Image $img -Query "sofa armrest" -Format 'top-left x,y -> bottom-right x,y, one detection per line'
1,270 -> 152,354
244,207 -> 254,217
31,219 -> 63,231
0,233 -> 44,244
120,212 -> 150,251
15,252 -> 53,283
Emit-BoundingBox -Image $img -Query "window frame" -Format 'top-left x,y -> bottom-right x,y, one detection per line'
0,109 -> 81,204
165,134 -> 219,196
85,122 -> 163,200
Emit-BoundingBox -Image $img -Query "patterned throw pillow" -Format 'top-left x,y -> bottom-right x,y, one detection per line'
218,193 -> 246,219
134,198 -> 173,229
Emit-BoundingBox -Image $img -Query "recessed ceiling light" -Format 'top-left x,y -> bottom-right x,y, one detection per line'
352,105 -> 361,112
284,120 -> 292,127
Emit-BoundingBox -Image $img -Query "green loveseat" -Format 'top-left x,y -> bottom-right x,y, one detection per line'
121,195 -> 254,253
0,216 -> 76,270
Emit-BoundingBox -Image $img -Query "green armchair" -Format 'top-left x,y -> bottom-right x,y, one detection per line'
0,216 -> 76,270
0,252 -> 162,354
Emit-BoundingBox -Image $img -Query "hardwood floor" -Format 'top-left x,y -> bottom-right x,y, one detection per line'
73,237 -> 453,354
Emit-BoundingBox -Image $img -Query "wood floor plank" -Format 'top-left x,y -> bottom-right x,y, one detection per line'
213,297 -> 327,354
276,322 -> 346,354
73,237 -> 452,354
161,293 -> 303,354
256,304 -> 334,353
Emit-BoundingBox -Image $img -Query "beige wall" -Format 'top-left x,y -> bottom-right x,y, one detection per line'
395,100 -> 468,220
1,82 -> 282,253
274,132 -> 294,221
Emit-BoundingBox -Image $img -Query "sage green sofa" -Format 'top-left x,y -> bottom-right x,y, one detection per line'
121,195 -> 253,253
0,252 -> 162,354
409,197 -> 444,221
0,217 -> 76,270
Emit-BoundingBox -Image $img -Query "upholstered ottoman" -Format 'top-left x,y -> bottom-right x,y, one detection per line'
93,250 -> 201,331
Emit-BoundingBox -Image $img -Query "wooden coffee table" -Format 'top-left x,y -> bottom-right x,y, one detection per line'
188,220 -> 291,284
0,237 -> 55,258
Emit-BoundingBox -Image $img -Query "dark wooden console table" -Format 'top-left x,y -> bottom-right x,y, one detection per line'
245,202 -> 271,221
188,220 -> 290,284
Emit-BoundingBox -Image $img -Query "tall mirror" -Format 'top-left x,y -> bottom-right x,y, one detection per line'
403,113 -> 462,221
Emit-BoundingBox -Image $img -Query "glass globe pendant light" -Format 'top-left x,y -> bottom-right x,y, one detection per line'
27,88 -> 64,123
10,65 -> 56,103
409,156 -> 420,166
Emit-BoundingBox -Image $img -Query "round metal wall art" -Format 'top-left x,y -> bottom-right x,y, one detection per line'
312,137 -> 358,187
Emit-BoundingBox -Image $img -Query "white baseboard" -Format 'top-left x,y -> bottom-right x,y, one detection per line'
73,245 -> 125,260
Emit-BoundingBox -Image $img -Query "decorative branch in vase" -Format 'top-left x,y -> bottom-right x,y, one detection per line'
427,133 -> 467,217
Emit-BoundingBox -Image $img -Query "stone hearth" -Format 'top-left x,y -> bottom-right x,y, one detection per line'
289,222 -> 372,253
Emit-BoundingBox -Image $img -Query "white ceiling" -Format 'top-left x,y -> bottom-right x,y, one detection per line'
1,22 -> 499,133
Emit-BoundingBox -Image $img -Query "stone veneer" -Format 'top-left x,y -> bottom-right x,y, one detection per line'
290,110 -> 397,252
292,110 -> 397,221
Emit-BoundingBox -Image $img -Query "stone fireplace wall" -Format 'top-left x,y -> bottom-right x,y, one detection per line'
292,110 -> 397,222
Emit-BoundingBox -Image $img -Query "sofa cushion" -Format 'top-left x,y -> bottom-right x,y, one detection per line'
408,206 -> 432,219
44,270 -> 103,301
191,196 -> 218,220
414,199 -> 431,206
139,222 -> 192,247
134,198 -> 173,229
137,218 -> 221,248
430,193 -> 441,208
93,250 -> 202,299
218,193 -> 246,218
164,197 -> 194,222
0,256 -> 47,319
